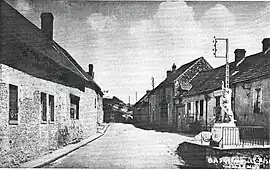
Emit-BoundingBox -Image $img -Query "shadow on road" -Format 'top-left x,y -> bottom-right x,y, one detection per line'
132,123 -> 197,138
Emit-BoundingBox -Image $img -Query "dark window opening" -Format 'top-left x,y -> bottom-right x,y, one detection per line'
49,95 -> 54,122
254,88 -> 262,113
41,92 -> 47,122
70,94 -> 80,119
215,96 -> 221,107
9,84 -> 18,125
195,101 -> 199,120
94,98 -> 97,108
187,103 -> 191,116
200,100 -> 204,116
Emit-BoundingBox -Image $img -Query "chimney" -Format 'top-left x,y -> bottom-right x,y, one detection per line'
40,13 -> 54,40
262,38 -> 270,52
167,70 -> 172,78
234,49 -> 246,63
88,64 -> 94,79
172,63 -> 176,72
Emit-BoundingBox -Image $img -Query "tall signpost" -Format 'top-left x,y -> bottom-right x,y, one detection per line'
212,37 -> 239,146
213,37 -> 229,89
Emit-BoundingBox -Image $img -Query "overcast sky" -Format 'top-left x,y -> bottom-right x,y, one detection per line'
6,0 -> 270,103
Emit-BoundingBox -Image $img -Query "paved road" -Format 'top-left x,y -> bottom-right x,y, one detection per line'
46,123 -> 192,169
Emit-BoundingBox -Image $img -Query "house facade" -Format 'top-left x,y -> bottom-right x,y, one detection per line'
103,96 -> 128,123
176,38 -> 270,134
0,1 -> 103,167
133,90 -> 151,124
148,57 -> 212,127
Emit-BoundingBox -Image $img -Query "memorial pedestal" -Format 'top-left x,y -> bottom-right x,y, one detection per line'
211,123 -> 240,147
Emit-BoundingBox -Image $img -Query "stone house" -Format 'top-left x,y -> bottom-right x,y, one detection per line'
103,96 -> 126,123
176,38 -> 270,134
0,1 -> 103,167
133,90 -> 151,124
148,57 -> 212,127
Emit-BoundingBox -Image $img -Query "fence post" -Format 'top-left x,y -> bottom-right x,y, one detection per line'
242,127 -> 244,148
221,127 -> 224,148
201,130 -> 203,145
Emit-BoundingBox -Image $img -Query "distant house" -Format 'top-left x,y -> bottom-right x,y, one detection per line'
133,90 -> 151,124
148,57 -> 212,127
103,96 -> 129,123
177,38 -> 270,134
0,0 -> 103,167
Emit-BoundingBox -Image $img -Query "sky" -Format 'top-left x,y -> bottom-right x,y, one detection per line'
6,0 -> 270,104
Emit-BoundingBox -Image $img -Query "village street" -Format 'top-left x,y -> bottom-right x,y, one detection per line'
45,123 -> 193,169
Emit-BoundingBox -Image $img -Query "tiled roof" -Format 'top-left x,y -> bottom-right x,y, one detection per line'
182,51 -> 270,97
55,43 -> 102,94
0,0 -> 102,95
103,97 -> 125,106
150,57 -> 203,95
231,52 -> 270,83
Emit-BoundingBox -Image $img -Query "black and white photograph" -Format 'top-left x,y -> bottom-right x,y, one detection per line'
0,0 -> 270,169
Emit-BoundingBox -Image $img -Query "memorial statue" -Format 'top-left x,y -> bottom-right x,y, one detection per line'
219,81 -> 235,124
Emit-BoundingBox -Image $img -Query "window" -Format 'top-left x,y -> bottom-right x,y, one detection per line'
254,88 -> 262,113
49,95 -> 54,122
94,98 -> 97,108
9,84 -> 18,124
70,94 -> 80,119
41,92 -> 47,122
200,100 -> 204,116
195,101 -> 199,120
215,96 -> 221,107
187,103 -> 191,115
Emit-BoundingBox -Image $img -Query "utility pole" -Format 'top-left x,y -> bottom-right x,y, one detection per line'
128,96 -> 130,104
135,91 -> 137,102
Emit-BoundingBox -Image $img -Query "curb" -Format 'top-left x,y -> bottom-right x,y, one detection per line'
20,124 -> 110,168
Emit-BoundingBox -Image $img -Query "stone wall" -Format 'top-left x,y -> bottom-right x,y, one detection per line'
235,77 -> 270,131
149,93 -> 159,124
0,64 -> 100,167
133,104 -> 149,124
97,94 -> 104,124
165,86 -> 173,125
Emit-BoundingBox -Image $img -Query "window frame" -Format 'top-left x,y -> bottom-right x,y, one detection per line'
41,92 -> 47,123
70,94 -> 80,120
49,94 -> 54,123
254,88 -> 262,114
9,84 -> 19,125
